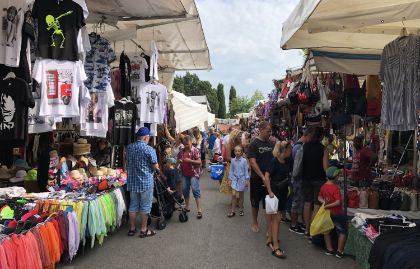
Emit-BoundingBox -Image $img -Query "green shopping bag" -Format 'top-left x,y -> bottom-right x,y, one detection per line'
310,203 -> 334,236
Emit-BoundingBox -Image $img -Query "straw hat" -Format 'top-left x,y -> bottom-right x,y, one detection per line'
99,167 -> 108,174
89,167 -> 104,177
0,166 -> 12,179
73,138 -> 91,156
10,170 -> 26,183
70,170 -> 82,180
60,137 -> 74,155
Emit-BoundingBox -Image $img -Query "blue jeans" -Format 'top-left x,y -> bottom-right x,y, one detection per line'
183,176 -> 201,199
129,189 -> 154,214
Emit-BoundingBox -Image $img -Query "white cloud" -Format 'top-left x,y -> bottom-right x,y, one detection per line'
178,0 -> 303,101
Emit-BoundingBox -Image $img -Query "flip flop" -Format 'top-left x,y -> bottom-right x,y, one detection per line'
139,229 -> 156,238
127,229 -> 137,236
197,212 -> 203,219
239,210 -> 244,216
266,241 -> 274,250
272,248 -> 286,259
227,212 -> 235,218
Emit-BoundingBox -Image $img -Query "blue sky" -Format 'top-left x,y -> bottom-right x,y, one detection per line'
176,0 -> 304,99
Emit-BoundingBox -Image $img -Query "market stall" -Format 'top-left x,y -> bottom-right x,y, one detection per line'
171,91 -> 209,132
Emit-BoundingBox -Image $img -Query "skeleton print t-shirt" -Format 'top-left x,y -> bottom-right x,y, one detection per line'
0,77 -> 34,141
32,59 -> 87,118
138,82 -> 168,124
111,100 -> 137,146
32,0 -> 85,61
0,0 -> 27,67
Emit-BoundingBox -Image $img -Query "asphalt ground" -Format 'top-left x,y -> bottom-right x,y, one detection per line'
60,169 -> 361,269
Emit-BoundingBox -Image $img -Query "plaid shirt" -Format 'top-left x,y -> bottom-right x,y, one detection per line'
177,146 -> 203,178
127,140 -> 157,192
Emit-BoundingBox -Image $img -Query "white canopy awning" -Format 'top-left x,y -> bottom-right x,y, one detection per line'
86,0 -> 212,71
171,91 -> 209,132
281,0 -> 420,74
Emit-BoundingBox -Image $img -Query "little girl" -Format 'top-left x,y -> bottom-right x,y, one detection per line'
265,141 -> 292,259
227,145 -> 249,217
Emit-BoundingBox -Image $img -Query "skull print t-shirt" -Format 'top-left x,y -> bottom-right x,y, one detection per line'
0,77 -> 34,141
32,58 -> 87,117
138,82 -> 168,124
32,0 -> 85,61
111,100 -> 138,146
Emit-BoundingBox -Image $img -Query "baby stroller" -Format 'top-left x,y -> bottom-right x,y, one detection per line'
148,173 -> 188,230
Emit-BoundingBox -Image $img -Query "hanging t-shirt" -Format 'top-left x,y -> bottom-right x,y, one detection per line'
32,0 -> 85,61
28,99 -> 54,134
111,100 -> 137,145
119,52 -> 131,97
0,77 -> 34,141
84,34 -> 116,91
142,54 -> 151,82
80,84 -> 115,138
130,55 -> 148,84
138,82 -> 168,124
32,59 -> 87,117
0,0 -> 27,67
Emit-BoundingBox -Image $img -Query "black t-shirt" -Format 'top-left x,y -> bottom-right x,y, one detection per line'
32,0 -> 85,61
142,54 -> 151,82
164,168 -> 179,189
267,158 -> 289,191
302,141 -> 325,181
111,100 -> 137,145
247,138 -> 274,182
0,77 -> 34,141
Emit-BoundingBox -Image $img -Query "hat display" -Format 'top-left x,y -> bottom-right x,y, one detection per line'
10,170 -> 27,183
73,138 -> 91,156
24,169 -> 38,182
0,166 -> 12,179
70,170 -> 82,180
89,167 -> 104,177
60,137 -> 74,156
137,127 -> 150,137
13,159 -> 30,170
107,168 -> 116,177
326,166 -> 340,179
99,167 -> 108,174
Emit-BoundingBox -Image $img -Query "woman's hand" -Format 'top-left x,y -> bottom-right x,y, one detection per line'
268,191 -> 275,198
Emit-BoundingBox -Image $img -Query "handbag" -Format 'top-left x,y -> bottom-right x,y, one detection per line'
310,203 -> 334,236
265,195 -> 279,215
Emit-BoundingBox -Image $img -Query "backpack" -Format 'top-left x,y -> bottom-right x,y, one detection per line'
292,142 -> 304,179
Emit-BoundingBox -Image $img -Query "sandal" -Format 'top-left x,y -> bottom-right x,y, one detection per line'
197,212 -> 203,219
239,210 -> 244,216
139,229 -> 156,238
272,248 -> 286,259
227,212 -> 235,218
266,241 -> 274,250
127,229 -> 137,236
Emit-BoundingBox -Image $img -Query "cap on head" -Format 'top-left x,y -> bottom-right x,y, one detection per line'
137,127 -> 150,137
326,166 -> 340,180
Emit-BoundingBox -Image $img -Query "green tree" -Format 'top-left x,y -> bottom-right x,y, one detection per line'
182,72 -> 200,96
172,75 -> 185,94
249,90 -> 265,107
207,88 -> 219,114
228,86 -> 237,109
216,83 -> 226,119
229,96 -> 253,118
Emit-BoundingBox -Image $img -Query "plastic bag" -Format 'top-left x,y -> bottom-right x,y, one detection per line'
265,195 -> 279,215
310,203 -> 334,236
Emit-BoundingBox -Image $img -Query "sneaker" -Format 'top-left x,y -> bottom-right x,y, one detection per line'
304,232 -> 311,238
336,251 -> 344,259
298,223 -> 306,230
289,225 -> 305,235
325,250 -> 335,256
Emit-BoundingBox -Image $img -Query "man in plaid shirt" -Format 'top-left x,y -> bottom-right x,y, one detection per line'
127,127 -> 162,238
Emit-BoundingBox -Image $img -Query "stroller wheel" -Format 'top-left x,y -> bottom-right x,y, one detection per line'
156,220 -> 166,230
164,211 -> 173,220
179,212 -> 188,223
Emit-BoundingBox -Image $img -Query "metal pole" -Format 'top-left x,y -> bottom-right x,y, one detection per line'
343,124 -> 348,217
414,128 -> 418,187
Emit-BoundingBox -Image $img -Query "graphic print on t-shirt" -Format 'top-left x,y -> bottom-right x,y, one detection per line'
86,92 -> 105,124
0,92 -> 15,130
46,68 -> 73,105
146,90 -> 160,112
45,11 -> 73,48
115,109 -> 133,128
2,6 -> 22,47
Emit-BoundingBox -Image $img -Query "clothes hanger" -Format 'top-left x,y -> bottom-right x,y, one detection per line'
3,71 -> 16,80
399,18 -> 409,38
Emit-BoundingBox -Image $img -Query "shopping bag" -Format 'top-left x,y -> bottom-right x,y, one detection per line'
310,203 -> 334,236
265,195 -> 279,215
219,165 -> 232,195
210,165 -> 224,180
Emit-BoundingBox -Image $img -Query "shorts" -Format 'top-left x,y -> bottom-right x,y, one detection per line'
250,178 -> 267,209
128,189 -> 154,214
273,188 -> 288,212
291,179 -> 304,214
331,214 -> 348,234
302,180 -> 324,203
183,176 -> 201,199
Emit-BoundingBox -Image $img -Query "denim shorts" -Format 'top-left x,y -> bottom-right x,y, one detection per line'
331,214 -> 348,234
183,176 -> 201,199
128,189 -> 154,214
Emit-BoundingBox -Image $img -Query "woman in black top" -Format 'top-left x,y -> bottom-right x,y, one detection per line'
265,141 -> 292,259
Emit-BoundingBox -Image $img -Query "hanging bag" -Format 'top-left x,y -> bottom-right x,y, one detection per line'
310,203 -> 334,236
265,195 -> 279,214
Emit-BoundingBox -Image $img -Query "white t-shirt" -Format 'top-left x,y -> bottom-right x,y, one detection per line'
130,55 -> 149,84
28,99 -> 54,134
80,84 -> 115,138
32,59 -> 87,117
223,134 -> 230,146
213,138 -> 221,154
138,82 -> 168,124
0,0 -> 27,67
